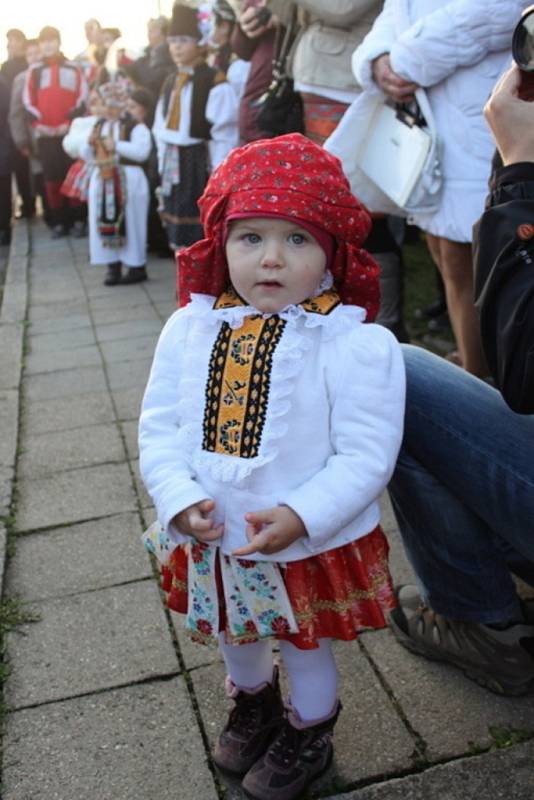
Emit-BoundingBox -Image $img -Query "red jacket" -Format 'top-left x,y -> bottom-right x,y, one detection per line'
23,55 -> 86,130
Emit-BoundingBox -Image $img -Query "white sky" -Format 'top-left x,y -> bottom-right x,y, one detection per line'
0,0 -> 176,61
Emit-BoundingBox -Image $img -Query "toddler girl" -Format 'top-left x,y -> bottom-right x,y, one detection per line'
139,134 -> 405,800
80,79 -> 151,286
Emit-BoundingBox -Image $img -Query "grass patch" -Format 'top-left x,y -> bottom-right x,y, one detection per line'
0,598 -> 40,711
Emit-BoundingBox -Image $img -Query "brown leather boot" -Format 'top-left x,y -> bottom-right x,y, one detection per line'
242,700 -> 341,800
213,667 -> 284,777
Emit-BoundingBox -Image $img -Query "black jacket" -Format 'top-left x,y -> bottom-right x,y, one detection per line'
0,76 -> 12,176
473,162 -> 534,414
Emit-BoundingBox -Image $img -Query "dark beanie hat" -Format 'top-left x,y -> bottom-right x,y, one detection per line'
169,4 -> 202,39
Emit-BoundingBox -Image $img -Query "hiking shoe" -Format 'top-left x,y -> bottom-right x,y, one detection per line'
242,701 -> 341,800
388,585 -> 534,696
213,667 -> 284,777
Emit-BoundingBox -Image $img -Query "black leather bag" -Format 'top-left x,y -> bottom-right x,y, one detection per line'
255,7 -> 304,138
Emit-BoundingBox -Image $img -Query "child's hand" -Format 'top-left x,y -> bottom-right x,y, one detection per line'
104,136 -> 115,152
171,499 -> 223,543
232,505 -> 306,557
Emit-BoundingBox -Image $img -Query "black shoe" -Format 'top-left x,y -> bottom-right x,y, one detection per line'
51,224 -> 68,240
119,266 -> 147,285
103,262 -> 122,286
414,299 -> 447,321
70,220 -> 87,238
242,702 -> 341,800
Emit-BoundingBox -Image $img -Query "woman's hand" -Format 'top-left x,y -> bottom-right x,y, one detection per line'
239,4 -> 275,40
372,53 -> 419,102
171,499 -> 223,543
232,505 -> 306,557
484,64 -> 534,166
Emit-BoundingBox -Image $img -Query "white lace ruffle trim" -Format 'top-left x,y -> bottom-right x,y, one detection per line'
177,290 -> 366,484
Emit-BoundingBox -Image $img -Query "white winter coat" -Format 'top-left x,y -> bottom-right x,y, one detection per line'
345,0 -> 523,241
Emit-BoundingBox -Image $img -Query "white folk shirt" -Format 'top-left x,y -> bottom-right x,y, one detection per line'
139,292 -> 406,562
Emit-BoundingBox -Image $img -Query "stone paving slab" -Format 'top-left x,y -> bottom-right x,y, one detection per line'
28,300 -> 89,322
360,629 -> 534,762
95,316 -> 163,344
24,342 -> 102,375
3,678 -> 218,800
5,580 -> 179,709
22,390 -> 116,436
112,386 -> 144,421
192,640 -> 416,799
100,334 -> 161,365
24,364 -> 107,402
0,322 -> 24,389
91,303 -> 161,327
324,740 -> 534,800
28,325 -> 97,354
7,512 -> 151,601
17,422 -> 125,478
0,389 -> 19,469
106,357 -> 153,391
28,312 -> 93,335
15,461 -> 137,532
121,419 -> 139,460
88,291 -> 153,312
0,464 -> 15,517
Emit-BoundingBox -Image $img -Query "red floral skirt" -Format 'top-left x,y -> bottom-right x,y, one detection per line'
160,526 -> 396,650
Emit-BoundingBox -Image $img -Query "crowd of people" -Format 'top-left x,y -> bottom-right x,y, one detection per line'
2,2 -> 534,800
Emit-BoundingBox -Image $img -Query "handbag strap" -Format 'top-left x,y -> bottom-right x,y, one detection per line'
271,5 -> 299,81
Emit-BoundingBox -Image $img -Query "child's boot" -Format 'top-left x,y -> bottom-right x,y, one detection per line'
103,262 -> 122,286
213,667 -> 284,777
241,700 -> 341,800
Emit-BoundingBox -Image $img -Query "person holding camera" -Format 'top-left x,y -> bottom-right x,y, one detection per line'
386,63 -> 534,697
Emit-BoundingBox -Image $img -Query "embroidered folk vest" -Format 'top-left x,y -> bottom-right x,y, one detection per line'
202,287 -> 341,460
160,62 -> 226,141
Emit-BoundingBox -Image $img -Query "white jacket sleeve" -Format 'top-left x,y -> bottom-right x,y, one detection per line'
352,0 -> 397,88
139,311 -> 211,543
280,324 -> 406,553
355,0 -> 524,90
206,81 -> 239,171
115,123 -> 152,163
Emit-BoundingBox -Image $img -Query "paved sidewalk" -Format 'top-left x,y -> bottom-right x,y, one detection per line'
1,220 -> 533,799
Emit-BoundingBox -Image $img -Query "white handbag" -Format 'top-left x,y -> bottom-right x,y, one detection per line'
325,87 -> 442,219
359,94 -> 440,212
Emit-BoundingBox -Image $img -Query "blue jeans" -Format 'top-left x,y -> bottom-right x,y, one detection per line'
388,345 -> 534,625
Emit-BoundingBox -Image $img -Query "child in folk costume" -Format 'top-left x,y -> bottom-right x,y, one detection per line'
153,4 -> 238,250
80,80 -> 151,286
139,134 -> 405,800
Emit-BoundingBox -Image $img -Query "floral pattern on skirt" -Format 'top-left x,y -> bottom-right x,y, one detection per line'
160,526 -> 396,650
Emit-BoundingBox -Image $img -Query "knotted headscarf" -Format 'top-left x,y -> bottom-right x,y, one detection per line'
177,133 -> 380,320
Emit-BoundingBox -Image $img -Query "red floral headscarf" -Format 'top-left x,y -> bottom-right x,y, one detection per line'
176,133 -> 380,320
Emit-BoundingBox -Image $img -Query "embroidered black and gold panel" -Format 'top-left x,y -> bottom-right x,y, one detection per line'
202,286 -> 342,459
202,315 -> 286,458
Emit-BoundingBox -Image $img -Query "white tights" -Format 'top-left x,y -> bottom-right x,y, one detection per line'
218,635 -> 338,722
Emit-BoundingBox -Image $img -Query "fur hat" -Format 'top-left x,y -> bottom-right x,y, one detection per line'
169,4 -> 202,39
